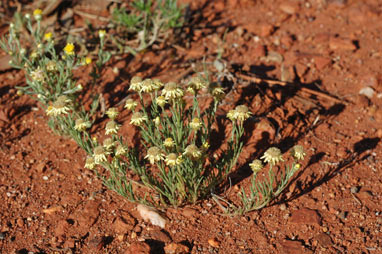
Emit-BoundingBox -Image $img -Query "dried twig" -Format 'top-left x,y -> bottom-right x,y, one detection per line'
237,73 -> 345,104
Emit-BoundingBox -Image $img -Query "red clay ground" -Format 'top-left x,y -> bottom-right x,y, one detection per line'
1,0 -> 382,253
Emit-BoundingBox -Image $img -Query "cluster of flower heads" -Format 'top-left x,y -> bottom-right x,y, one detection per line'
84,76 -> 223,170
145,142 -> 207,167
227,105 -> 252,123
249,145 -> 306,174
85,137 -> 128,170
46,95 -> 71,117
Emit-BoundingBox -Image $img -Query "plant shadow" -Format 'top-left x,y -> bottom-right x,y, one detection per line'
219,62 -> 346,191
275,137 -> 380,205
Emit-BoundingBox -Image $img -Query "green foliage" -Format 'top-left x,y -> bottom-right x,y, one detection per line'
213,146 -> 305,215
112,0 -> 185,55
93,77 -> 246,207
0,10 -> 109,152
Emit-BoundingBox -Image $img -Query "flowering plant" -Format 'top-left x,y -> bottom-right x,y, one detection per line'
0,10 -> 109,149
88,76 -> 248,207
213,145 -> 306,215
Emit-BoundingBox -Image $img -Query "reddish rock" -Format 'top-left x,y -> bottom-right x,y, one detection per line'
126,242 -> 151,254
113,214 -> 135,234
329,37 -> 357,51
208,238 -> 220,248
313,56 -> 332,70
77,201 -> 100,227
279,2 -> 300,15
290,208 -> 322,225
281,240 -> 312,254
16,218 -> 24,227
164,242 -> 190,254
315,233 -> 333,247
150,229 -> 172,243
0,110 -> 9,123
181,207 -> 197,218
54,220 -> 70,237
260,24 -> 274,37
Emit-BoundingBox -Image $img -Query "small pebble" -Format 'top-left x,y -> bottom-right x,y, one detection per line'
350,186 -> 359,194
279,203 -> 287,211
42,176 -> 49,181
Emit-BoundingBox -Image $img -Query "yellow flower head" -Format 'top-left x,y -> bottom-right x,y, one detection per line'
74,118 -> 91,132
106,107 -> 119,119
30,68 -> 45,82
145,146 -> 164,165
93,146 -> 107,164
261,147 -> 284,166
156,96 -> 167,107
46,61 -> 57,72
44,32 -> 52,41
165,153 -> 179,167
103,138 -> 114,151
190,118 -> 202,131
63,43 -> 75,56
105,120 -> 120,135
227,105 -> 251,122
164,137 -> 175,149
235,105 -> 252,122
162,82 -> 183,100
290,145 -> 305,161
201,142 -> 210,152
249,159 -> 263,174
188,76 -> 207,93
154,116 -> 161,127
85,57 -> 92,65
130,112 -> 148,126
212,86 -> 225,101
183,144 -> 202,160
84,156 -> 96,170
129,76 -> 143,92
115,144 -> 127,157
140,79 -> 156,93
98,30 -> 106,39
46,96 -> 71,116
124,99 -> 138,111
33,9 -> 42,20
227,109 -> 237,122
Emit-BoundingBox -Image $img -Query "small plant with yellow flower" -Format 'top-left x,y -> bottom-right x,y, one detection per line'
0,9 -> 109,153
213,145 -> 306,215
89,76 -> 247,207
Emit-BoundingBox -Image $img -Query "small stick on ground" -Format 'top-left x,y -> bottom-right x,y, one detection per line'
237,73 -> 345,104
